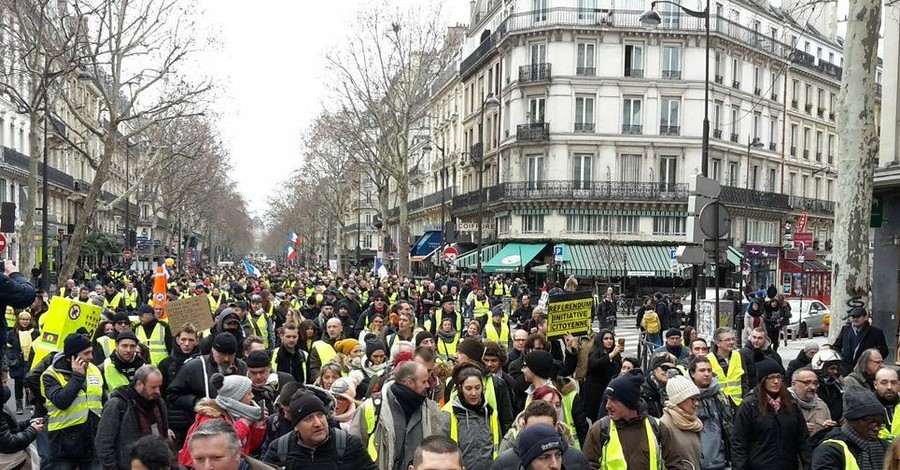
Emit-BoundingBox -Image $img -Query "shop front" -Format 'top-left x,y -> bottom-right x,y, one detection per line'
779,249 -> 832,305
744,245 -> 780,292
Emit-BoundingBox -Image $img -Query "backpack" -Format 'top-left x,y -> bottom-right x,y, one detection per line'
596,415 -> 662,449
275,428 -> 347,466
643,312 -> 661,334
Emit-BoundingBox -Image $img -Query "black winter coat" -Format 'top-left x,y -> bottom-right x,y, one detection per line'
490,446 -> 589,470
732,393 -> 812,470
811,428 -> 887,469
95,386 -> 169,470
832,323 -> 889,376
0,272 -> 36,356
262,428 -> 377,470
165,354 -> 247,433
785,350 -> 812,382
41,354 -> 100,460
0,404 -> 37,453
6,329 -> 38,379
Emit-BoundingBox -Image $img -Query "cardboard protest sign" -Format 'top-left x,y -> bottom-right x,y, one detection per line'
165,294 -> 214,332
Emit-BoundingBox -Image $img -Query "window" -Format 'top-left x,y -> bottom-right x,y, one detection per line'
714,51 -> 722,79
790,124 -> 798,155
661,46 -> 681,79
577,0 -> 597,20
789,172 -> 797,196
660,98 -> 679,134
364,234 -> 372,248
659,1 -> 681,28
714,101 -> 723,129
497,215 -> 511,234
577,42 -> 595,75
770,72 -> 779,97
616,216 -> 640,234
815,131 -> 823,160
528,97 -> 545,123
731,58 -> 741,87
530,42 -> 546,65
653,216 -> 686,236
747,220 -> 777,244
622,97 -> 642,133
827,180 -> 834,200
792,80 -> 800,106
522,214 -> 545,233
802,175 -> 809,197
817,88 -> 825,109
805,84 -> 812,108
803,128 -> 810,157
620,154 -> 642,182
814,177 -> 822,198
573,154 -> 593,189
730,106 -> 740,140
750,165 -> 758,189
753,66 -> 761,93
767,168 -> 776,192
575,96 -> 595,131
827,134 -> 835,163
532,0 -> 548,22
727,161 -> 738,186
141,204 -> 150,219
624,44 -> 643,77
526,155 -> 544,188
752,112 -> 761,139
659,156 -> 677,189
567,215 -> 610,233
828,51 -> 835,63
769,118 -> 777,146
712,159 -> 722,182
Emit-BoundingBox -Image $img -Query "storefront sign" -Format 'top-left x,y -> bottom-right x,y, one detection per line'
745,245 -> 779,259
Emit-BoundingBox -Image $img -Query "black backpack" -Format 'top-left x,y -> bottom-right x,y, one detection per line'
274,428 -> 347,467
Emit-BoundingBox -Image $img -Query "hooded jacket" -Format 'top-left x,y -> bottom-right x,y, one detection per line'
41,353 -> 101,460
785,350 -> 813,383
95,385 -> 169,470
165,354 -> 248,434
262,427 -> 377,470
441,397 -> 496,470
199,311 -> 247,356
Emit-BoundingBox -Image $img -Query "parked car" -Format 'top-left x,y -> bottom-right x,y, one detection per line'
786,299 -> 831,338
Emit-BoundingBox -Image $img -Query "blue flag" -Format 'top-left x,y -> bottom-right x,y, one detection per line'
243,260 -> 261,277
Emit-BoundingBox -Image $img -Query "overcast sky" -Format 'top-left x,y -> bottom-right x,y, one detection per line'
189,1 -> 470,217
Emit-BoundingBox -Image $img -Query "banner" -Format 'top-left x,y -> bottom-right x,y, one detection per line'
32,297 -> 103,368
545,291 -> 593,338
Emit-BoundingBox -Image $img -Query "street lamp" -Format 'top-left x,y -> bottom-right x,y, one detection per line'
476,95 -> 501,287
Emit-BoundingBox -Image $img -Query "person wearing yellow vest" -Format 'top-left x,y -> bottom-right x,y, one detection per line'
104,283 -> 125,311
59,279 -> 77,299
348,361 -> 443,470
485,307 -> 511,347
135,305 -> 173,365
41,333 -> 104,468
122,281 -> 140,311
99,331 -> 146,393
435,318 -> 460,363
3,306 -> 15,329
249,295 -> 273,349
443,338 -> 514,435
582,370 -> 677,470
707,327 -> 748,406
428,295 -> 462,336
308,317 -> 342,384
470,289 -> 492,327
385,312 -> 416,358
442,364 -> 501,470
813,388 -> 889,469
8,311 -> 38,414
522,350 -> 589,448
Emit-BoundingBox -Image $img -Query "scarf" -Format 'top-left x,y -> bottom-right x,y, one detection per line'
767,395 -> 783,413
333,400 -> 357,423
215,395 -> 263,422
362,361 -> 387,378
788,387 -> 819,411
840,422 -> 885,470
133,390 -> 165,437
664,402 -> 703,432
391,382 -> 426,421
111,352 -> 145,381
665,344 -> 683,358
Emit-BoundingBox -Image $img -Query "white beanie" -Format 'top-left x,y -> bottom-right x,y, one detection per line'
666,375 -> 700,405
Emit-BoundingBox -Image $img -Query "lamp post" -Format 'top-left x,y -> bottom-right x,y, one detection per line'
476,95 -> 501,287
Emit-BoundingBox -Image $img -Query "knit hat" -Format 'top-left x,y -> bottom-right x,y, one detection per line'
276,381 -> 304,407
482,340 -> 507,366
245,350 -> 271,368
843,388 -> 885,420
212,332 -> 238,355
666,375 -> 700,405
491,305 -> 504,317
334,339 -> 360,356
138,305 -> 154,316
755,358 -> 783,382
211,373 -> 252,402
605,370 -> 644,410
456,338 -> 485,362
115,331 -> 138,344
330,377 -> 357,401
63,333 -> 92,357
803,341 -> 820,353
451,361 -> 484,387
289,393 -> 327,427
414,331 -> 434,348
113,312 -> 130,324
365,340 -> 386,361
517,424 -> 567,470
665,328 -> 682,338
523,351 -> 555,380
441,294 -> 454,305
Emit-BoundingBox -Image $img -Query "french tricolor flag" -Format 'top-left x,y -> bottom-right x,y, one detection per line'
289,231 -> 301,246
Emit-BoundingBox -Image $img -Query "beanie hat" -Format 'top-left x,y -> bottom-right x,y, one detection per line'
113,312 -> 130,324
289,393 -> 327,427
334,339 -> 360,356
276,381 -> 304,407
482,340 -> 508,366
843,388 -> 885,420
138,305 -> 154,316
451,361 -> 484,387
245,350 -> 271,368
665,328 -> 682,338
63,333 -> 92,357
666,375 -> 700,405
803,341 -> 820,353
441,294 -> 454,304
523,351 -> 555,380
605,370 -> 644,410
212,332 -> 238,355
456,338 -> 485,362
414,331 -> 434,348
115,331 -> 138,344
517,423 -> 567,470
330,377 -> 357,401
491,305 -> 504,317
755,358 -> 783,382
365,340 -> 386,361
211,373 -> 252,402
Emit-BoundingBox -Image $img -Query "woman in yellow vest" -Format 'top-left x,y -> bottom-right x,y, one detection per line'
7,312 -> 38,413
435,318 -> 460,363
442,364 -> 500,470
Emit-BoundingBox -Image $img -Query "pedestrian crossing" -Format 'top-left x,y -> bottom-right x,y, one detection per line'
592,317 -> 644,358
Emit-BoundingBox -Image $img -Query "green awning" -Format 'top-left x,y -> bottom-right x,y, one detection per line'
727,246 -> 743,266
518,244 -> 691,277
456,244 -> 501,270
483,243 -> 547,273
624,245 -> 690,277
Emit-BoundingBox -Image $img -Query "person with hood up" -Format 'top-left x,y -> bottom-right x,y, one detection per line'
199,308 -> 246,357
441,363 -> 501,470
177,373 -> 266,466
581,329 -> 622,421
661,375 -> 703,470
98,331 -> 146,393
688,355 -> 734,470
743,298 -> 766,343
786,341 -> 819,384
811,348 -> 845,421
330,377 -> 359,432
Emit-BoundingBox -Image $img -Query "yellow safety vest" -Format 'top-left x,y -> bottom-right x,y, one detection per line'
892,406 -> 900,437
4,307 -> 15,329
101,358 -> 130,392
104,293 -> 124,310
484,321 -> 510,344
448,375 -> 500,429
473,299 -> 491,318
707,351 -> 745,405
442,401 -> 500,458
208,294 -> 219,312
601,418 -> 662,470
493,283 -> 509,298
434,310 -> 462,333
436,336 -> 459,362
96,336 -> 115,359
363,397 -> 380,460
312,340 -> 336,370
41,364 -> 104,432
251,313 -> 271,349
562,390 -> 580,449
821,440 -> 860,470
136,323 -> 167,365
271,347 -> 308,383
123,290 -> 139,309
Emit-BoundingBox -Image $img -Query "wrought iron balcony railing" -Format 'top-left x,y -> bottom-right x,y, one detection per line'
519,63 -> 552,83
517,122 -> 550,141
622,124 -> 643,135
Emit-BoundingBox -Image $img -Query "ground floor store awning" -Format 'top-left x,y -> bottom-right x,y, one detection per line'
781,259 -> 830,273
456,244 -> 501,270
727,246 -> 743,266
482,243 -> 547,273
532,244 -> 690,277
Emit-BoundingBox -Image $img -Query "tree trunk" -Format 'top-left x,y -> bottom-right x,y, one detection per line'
19,113 -> 41,271
828,0 -> 881,341
398,179 -> 410,277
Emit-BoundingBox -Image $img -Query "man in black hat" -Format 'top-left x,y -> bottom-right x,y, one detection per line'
812,388 -> 889,469
98,331 -> 146,393
653,329 -> 689,363
134,304 -> 173,366
485,306 -> 510,346
245,350 -> 293,414
832,306 -> 889,376
429,294 -> 461,336
641,353 -> 676,418
354,292 -> 389,338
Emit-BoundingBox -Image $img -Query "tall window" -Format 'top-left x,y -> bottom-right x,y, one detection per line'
801,174 -> 809,197
714,51 -> 722,78
522,214 -> 545,233
528,97 -> 545,123
530,42 -> 546,65
620,154 -> 642,182
577,43 -> 595,75
792,80 -> 800,105
714,101 -> 723,130
532,0 -> 548,22
616,216 -> 640,234
661,46 -> 681,79
659,156 -> 677,189
790,124 -> 798,155
828,134 -> 835,163
575,96 -> 595,132
750,165 -> 758,189
624,44 -> 643,77
731,58 -> 741,87
567,215 -> 610,233
727,161 -> 738,186
752,112 -> 761,139
577,0 -> 597,20
712,159 -> 722,182
526,155 -> 544,189
769,118 -> 777,146
789,172 -> 797,196
767,168 -> 777,191
622,97 -> 642,133
753,66 -> 761,92
660,98 -> 680,134
653,217 -> 686,235
803,128 -> 810,157
573,154 -> 593,189
730,106 -> 740,139
815,131 -> 823,160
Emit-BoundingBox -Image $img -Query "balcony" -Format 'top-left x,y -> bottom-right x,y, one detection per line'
574,122 -> 595,133
714,75 -> 724,84
713,129 -> 723,139
576,66 -> 596,76
625,68 -> 644,78
451,180 -> 690,208
622,124 -> 643,135
771,93 -> 779,101
660,125 -> 680,136
460,34 -> 498,80
805,103 -> 813,113
517,122 -> 550,141
74,179 -> 91,194
720,185 -> 791,211
754,88 -> 762,96
519,63 -> 551,83
769,142 -> 777,151
732,80 -> 740,89
789,196 -> 835,215
789,51 -> 843,81
662,69 -> 681,80
2,147 -> 73,189
730,133 -> 739,143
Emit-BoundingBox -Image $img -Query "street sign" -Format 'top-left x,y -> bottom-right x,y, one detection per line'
669,249 -> 677,260
699,201 -> 731,238
627,270 -> 655,277
442,246 -> 459,262
388,252 -> 395,261
0,234 -> 8,254
153,239 -> 161,246
553,245 -> 564,263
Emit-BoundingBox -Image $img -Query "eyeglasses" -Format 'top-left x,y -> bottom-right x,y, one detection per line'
870,359 -> 885,365
765,375 -> 783,382
794,379 -> 819,386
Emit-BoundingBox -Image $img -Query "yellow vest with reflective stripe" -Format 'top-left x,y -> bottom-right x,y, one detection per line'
435,310 -> 462,333
562,389 -> 580,449
41,364 -> 104,432
251,313 -> 271,349
493,283 -> 509,297
123,290 -> 139,309
4,307 -> 15,329
821,439 -> 860,470
363,397 -> 379,460
96,336 -> 115,360
601,418 -> 662,470
448,375 -> 499,425
892,406 -> 900,437
105,293 -> 124,310
442,400 -> 500,458
484,321 -> 510,344
707,351 -> 745,405
436,336 -> 459,362
136,323 -> 167,365
101,357 -> 130,392
473,299 -> 491,318
312,340 -> 336,369
208,294 -> 219,312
